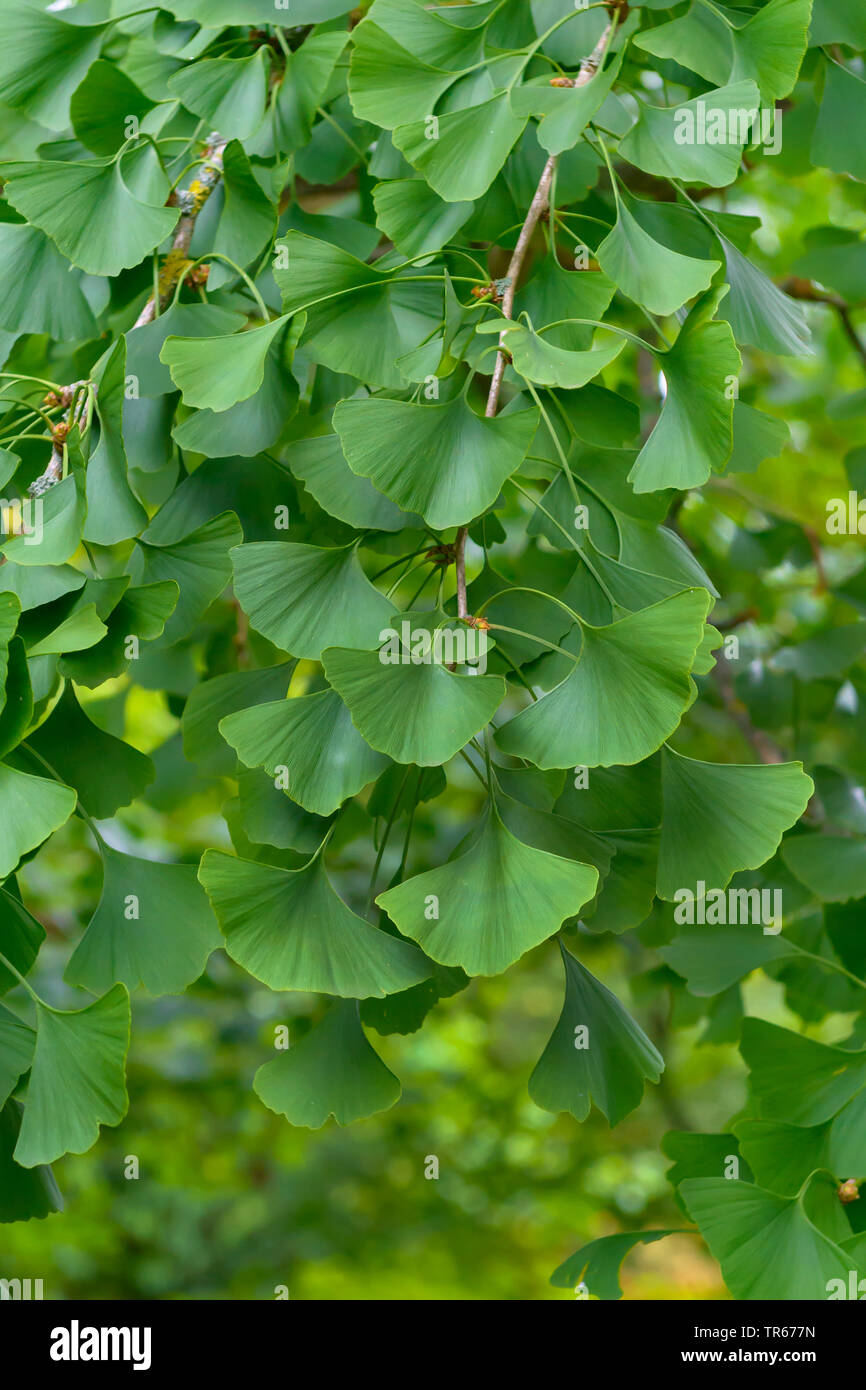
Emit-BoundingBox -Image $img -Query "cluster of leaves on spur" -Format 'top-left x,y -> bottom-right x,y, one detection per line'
1,0 -> 866,1302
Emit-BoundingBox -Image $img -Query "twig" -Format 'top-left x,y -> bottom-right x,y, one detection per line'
782,276 -> 866,377
133,134 -> 228,328
713,659 -> 785,764
454,19 -> 616,617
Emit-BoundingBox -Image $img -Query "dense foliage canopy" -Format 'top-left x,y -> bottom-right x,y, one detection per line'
1,0 -> 866,1301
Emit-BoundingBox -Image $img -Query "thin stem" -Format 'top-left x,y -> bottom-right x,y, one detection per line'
0,947 -> 40,1004
488,622 -> 578,663
365,767 -> 411,914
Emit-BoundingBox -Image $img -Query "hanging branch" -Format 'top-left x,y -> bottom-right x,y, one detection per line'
26,135 -> 228,497
454,16 -> 617,617
133,133 -> 229,329
782,275 -> 866,377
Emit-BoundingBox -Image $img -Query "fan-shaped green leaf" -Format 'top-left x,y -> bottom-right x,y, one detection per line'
333,395 -> 538,530
657,748 -> 813,899
372,178 -> 473,257
323,642 -> 506,766
0,762 -> 76,879
14,985 -> 130,1168
529,943 -> 663,1124
220,688 -> 388,816
393,94 -> 526,202
168,50 -> 270,141
0,6 -> 107,131
0,224 -> 97,339
741,1019 -> 866,1126
200,849 -> 429,997
231,543 -> 396,660
680,1171 -> 866,1300
596,200 -> 720,318
377,806 -> 598,976
495,589 -> 711,770
253,1000 -> 401,1128
619,82 -> 761,186
781,834 -> 866,902
161,317 -> 289,413
2,159 -> 178,277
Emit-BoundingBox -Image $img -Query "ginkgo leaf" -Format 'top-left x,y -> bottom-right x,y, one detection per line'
529,943 -> 663,1125
211,139 -> 276,282
660,926 -> 805,996
231,543 -> 396,659
520,256 -> 616,349
289,433 -> 421,532
393,94 -> 526,202
70,58 -> 155,156
812,57 -> 866,182
130,512 -> 243,646
680,1172 -> 866,1300
0,885 -> 45,995
376,805 -> 598,976
14,985 -> 130,1168
220,688 -> 388,816
781,834 -> 866,902
596,200 -> 720,318
0,6 -> 107,130
736,1094 -> 866,1196
349,21 -> 465,129
273,231 -> 441,389
550,1230 -> 677,1300
741,1018 -> 866,1126
182,663 -> 295,776
199,849 -> 429,997
126,303 -> 247,397
372,178 -> 473,257
495,590 -> 711,770
172,343 -> 298,458
25,604 -> 106,658
635,0 -> 812,104
501,323 -> 625,390
2,159 -> 179,277
168,50 -> 270,141
2,473 -> 84,568
715,233 -> 812,356
161,317 -> 289,413
84,338 -> 148,545
726,399 -> 791,474
59,582 -> 178,689
322,644 -> 506,766
0,762 -> 76,879
0,1001 -> 34,1108
619,82 -> 761,186
0,1099 -> 63,1223
333,395 -> 538,530
265,30 -> 347,154
656,748 -> 813,898
253,1000 -> 401,1128
26,683 -> 154,818
64,845 -> 221,997
0,224 -> 97,339
512,51 -> 623,157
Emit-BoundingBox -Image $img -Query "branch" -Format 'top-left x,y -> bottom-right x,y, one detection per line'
454,18 -> 616,617
133,134 -> 228,329
713,658 -> 785,764
782,275 -> 866,377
